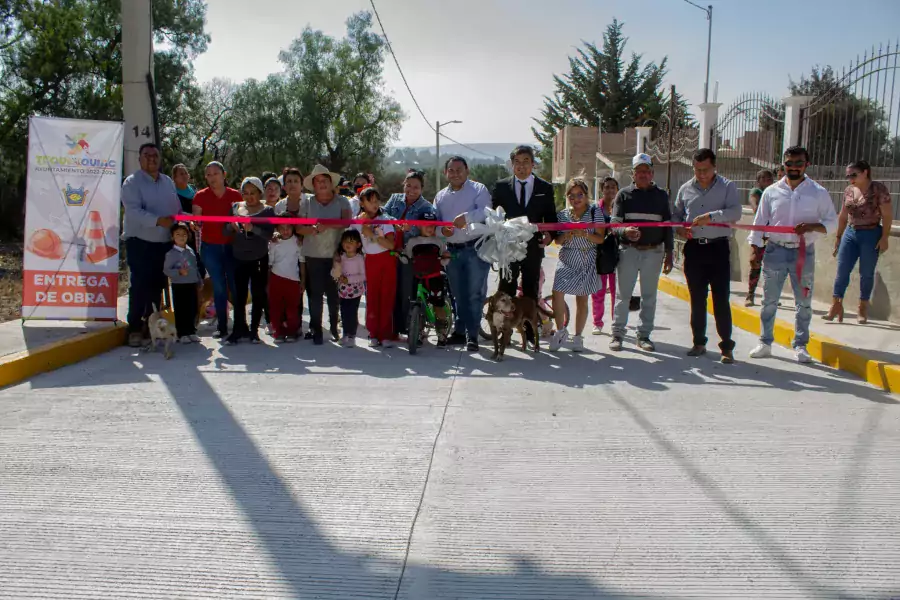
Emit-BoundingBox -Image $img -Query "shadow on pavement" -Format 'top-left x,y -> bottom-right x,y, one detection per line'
149,359 -> 666,599
606,386 -> 861,600
25,328 -> 897,405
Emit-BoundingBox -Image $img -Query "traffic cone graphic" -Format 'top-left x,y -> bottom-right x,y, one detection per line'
82,210 -> 118,263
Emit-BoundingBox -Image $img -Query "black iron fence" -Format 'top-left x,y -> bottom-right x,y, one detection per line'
714,92 -> 785,205
801,41 -> 900,218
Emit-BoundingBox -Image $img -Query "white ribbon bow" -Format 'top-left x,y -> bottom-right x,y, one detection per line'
469,206 -> 538,281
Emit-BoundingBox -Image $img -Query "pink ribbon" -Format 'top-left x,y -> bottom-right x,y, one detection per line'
174,214 -> 810,297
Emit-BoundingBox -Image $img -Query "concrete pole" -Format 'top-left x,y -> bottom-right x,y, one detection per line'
435,120 -> 440,196
697,102 -> 723,151
782,96 -> 815,156
121,0 -> 156,176
595,121 -> 602,198
703,5 -> 712,104
634,126 -> 652,155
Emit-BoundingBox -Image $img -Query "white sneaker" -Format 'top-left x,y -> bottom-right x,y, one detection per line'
341,336 -> 351,348
549,328 -> 568,352
570,335 -> 585,352
188,334 -> 201,343
795,346 -> 812,363
591,325 -> 602,336
369,338 -> 381,348
179,336 -> 192,344
749,343 -> 772,359
382,339 -> 394,349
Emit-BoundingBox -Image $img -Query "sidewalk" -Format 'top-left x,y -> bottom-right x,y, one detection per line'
661,268 -> 900,392
0,297 -> 127,388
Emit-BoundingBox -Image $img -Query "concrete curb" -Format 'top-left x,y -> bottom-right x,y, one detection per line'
0,324 -> 127,389
658,276 -> 900,393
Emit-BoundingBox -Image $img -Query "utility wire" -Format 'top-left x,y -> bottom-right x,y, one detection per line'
368,0 -> 497,159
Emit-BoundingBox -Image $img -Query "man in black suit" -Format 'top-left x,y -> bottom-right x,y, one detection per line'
491,145 -> 558,301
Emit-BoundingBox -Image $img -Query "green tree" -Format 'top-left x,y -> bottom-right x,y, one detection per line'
277,11 -> 404,174
470,164 -> 509,192
0,0 -> 209,236
212,11 -> 405,181
532,19 -> 692,153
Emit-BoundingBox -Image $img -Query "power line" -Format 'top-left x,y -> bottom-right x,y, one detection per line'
438,132 -> 496,159
368,0 -> 431,131
368,0 -> 496,159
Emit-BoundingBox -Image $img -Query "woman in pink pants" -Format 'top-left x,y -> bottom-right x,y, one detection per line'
592,177 -> 619,335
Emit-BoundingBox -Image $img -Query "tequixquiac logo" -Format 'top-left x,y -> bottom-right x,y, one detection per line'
63,183 -> 87,206
65,133 -> 90,155
34,129 -> 117,174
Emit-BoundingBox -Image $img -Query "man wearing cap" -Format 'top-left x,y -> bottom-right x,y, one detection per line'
121,142 -> 182,348
434,156 -> 492,351
674,148 -> 742,363
609,153 -> 674,352
296,164 -> 352,345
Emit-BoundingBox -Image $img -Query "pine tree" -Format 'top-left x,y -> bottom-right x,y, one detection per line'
532,19 -> 694,160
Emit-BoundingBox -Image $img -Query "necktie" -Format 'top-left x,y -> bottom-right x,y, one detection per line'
519,180 -> 527,209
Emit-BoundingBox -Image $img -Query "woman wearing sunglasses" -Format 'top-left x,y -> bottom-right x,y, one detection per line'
824,160 -> 892,324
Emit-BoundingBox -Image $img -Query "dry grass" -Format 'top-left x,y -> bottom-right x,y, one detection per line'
0,244 -> 23,323
0,244 -> 129,323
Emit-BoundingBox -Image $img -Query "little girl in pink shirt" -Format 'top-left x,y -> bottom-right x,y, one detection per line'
332,229 -> 366,347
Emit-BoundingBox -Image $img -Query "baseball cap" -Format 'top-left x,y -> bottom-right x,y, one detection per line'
632,153 -> 653,168
420,212 -> 437,222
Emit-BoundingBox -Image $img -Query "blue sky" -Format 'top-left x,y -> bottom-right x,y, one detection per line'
192,0 -> 900,147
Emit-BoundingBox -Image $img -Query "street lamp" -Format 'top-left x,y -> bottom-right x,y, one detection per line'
435,120 -> 462,193
683,0 -> 713,104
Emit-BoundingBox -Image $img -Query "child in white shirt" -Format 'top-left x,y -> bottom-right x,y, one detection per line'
268,224 -> 303,342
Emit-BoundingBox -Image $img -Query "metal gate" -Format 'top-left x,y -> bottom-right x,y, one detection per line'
713,93 -> 785,205
801,41 -> 900,216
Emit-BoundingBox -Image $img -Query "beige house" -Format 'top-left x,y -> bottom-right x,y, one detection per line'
551,125 -> 696,194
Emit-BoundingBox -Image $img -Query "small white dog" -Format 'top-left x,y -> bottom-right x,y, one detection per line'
145,304 -> 176,359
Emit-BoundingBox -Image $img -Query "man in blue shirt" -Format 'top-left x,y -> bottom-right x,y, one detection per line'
434,156 -> 491,351
120,142 -> 183,347
674,148 -> 742,363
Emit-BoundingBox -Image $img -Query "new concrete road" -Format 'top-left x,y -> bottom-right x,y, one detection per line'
1,264 -> 898,599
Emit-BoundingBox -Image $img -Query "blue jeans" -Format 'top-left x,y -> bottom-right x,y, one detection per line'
445,245 -> 490,339
760,243 -> 814,348
833,226 -> 881,301
201,242 -> 237,333
125,237 -> 171,333
612,245 -> 665,340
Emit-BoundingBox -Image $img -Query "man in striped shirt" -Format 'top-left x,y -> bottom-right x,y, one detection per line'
609,153 -> 674,352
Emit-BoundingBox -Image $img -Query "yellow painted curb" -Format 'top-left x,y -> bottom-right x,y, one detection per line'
0,324 -> 128,389
659,276 -> 900,394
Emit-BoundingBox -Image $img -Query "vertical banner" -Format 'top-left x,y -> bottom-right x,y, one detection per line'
22,116 -> 125,321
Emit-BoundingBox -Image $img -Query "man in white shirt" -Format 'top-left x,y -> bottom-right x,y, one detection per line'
747,146 -> 838,363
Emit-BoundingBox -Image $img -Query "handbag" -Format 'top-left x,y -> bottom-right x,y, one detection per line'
591,206 -> 619,275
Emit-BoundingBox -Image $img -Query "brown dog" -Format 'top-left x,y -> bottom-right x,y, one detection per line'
486,291 -> 541,361
197,278 -> 215,328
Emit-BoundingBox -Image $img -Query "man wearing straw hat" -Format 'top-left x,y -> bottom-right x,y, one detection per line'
295,164 -> 352,345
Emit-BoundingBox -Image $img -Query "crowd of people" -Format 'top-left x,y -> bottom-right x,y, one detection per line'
119,141 -> 892,364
